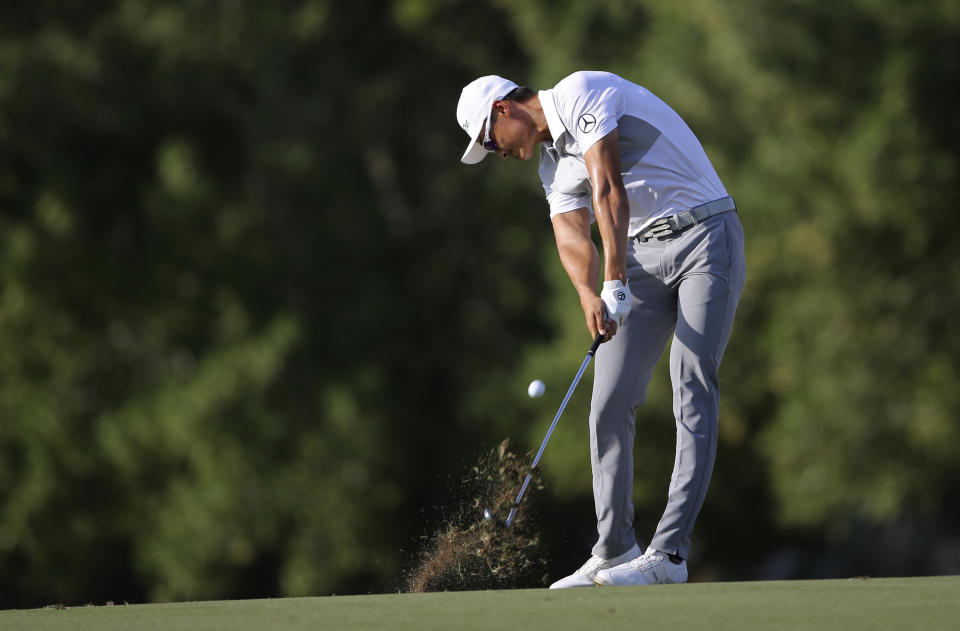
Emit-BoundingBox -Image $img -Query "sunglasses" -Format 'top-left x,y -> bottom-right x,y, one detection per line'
482,115 -> 498,151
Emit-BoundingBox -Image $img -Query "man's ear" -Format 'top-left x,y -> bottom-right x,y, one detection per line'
492,99 -> 510,118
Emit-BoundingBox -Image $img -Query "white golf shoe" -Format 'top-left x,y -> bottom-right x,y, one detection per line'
549,543 -> 642,589
593,546 -> 688,586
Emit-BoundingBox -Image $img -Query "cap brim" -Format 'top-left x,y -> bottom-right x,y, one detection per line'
461,137 -> 490,164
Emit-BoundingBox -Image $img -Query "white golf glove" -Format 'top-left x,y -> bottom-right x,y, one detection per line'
600,280 -> 632,326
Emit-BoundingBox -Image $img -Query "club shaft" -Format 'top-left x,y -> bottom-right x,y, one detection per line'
504,333 -> 603,527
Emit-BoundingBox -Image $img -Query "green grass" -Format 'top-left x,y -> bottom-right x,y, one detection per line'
2,576 -> 957,631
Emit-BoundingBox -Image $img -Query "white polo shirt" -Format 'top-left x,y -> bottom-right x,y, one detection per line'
538,71 -> 728,236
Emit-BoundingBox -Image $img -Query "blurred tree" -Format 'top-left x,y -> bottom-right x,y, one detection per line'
1,0 -> 958,607
0,0 -> 552,605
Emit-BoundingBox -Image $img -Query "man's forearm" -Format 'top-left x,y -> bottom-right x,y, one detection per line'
556,236 -> 601,305
593,187 -> 629,283
552,209 -> 602,302
584,131 -> 630,284
553,208 -> 620,339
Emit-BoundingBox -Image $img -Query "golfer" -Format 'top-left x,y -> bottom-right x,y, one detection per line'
456,71 -> 745,587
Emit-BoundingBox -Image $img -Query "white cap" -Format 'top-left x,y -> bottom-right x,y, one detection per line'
456,75 -> 519,164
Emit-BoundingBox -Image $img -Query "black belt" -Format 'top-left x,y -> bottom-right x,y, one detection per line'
633,196 -> 737,242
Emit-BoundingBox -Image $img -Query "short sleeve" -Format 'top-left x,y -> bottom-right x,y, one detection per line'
553,73 -> 626,156
539,151 -> 594,219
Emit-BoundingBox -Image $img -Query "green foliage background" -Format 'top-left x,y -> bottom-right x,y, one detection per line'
1,0 -> 958,606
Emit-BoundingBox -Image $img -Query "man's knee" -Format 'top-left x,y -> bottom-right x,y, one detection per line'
591,383 -> 646,426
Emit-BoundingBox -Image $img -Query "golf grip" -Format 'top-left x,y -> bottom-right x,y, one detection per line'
589,331 -> 603,354
504,332 -> 605,527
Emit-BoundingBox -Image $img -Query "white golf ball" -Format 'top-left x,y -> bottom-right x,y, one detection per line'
527,379 -> 545,398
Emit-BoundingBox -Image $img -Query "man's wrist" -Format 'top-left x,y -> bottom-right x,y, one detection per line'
577,287 -> 599,305
604,269 -> 627,284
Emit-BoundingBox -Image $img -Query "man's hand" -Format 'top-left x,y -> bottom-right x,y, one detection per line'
600,279 -> 631,326
582,293 -> 618,342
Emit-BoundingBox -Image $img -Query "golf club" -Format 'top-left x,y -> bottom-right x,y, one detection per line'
484,332 -> 604,527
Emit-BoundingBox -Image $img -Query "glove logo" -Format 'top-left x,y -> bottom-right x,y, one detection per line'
578,113 -> 597,133
616,290 -> 626,301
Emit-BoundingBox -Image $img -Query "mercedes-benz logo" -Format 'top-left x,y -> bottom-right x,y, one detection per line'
578,113 -> 597,133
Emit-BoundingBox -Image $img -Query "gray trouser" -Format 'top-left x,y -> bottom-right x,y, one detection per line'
589,211 -> 746,560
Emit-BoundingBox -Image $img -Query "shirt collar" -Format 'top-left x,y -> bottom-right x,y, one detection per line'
538,89 -> 568,153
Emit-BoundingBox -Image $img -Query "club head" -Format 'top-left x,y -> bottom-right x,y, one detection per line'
482,507 -> 505,527
483,507 -> 515,529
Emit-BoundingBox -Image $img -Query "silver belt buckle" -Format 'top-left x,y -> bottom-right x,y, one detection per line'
673,210 -> 695,229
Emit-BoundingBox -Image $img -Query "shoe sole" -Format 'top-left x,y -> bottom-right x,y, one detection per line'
593,573 -> 687,586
